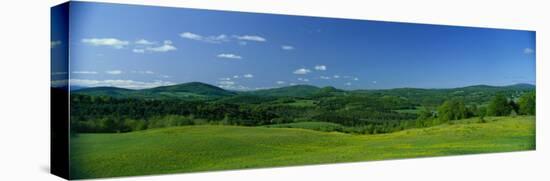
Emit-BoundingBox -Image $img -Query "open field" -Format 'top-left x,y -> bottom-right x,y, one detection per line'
70,116 -> 535,179
264,121 -> 345,132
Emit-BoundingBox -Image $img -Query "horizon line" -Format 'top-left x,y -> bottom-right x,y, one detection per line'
62,81 -> 536,92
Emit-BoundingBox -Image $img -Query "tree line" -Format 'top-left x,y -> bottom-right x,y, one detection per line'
415,92 -> 535,127
70,94 -> 418,134
70,91 -> 535,135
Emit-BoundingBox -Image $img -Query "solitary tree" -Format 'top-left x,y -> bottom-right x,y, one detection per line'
437,99 -> 468,122
487,94 -> 512,116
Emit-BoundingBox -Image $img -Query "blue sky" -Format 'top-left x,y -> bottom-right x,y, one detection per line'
52,2 -> 536,90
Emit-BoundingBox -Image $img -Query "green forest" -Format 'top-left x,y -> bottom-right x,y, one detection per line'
69,82 -> 535,135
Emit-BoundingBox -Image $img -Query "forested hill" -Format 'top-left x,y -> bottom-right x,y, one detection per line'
73,82 -> 237,100
72,82 -> 534,103
244,85 -> 324,97
355,83 -> 535,107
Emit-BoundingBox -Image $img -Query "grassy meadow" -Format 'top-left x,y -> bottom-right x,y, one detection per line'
68,82 -> 536,179
70,116 -> 535,179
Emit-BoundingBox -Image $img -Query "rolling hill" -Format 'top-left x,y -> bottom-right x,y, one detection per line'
72,82 -> 535,102
72,87 -> 135,98
144,82 -> 236,97
353,83 -> 535,107
70,116 -> 535,179
246,85 -> 322,97
73,82 -> 236,100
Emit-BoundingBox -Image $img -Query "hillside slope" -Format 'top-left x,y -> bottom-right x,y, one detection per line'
70,116 -> 535,179
247,85 -> 321,97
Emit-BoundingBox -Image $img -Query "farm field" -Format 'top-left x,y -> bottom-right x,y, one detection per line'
70,116 -> 535,179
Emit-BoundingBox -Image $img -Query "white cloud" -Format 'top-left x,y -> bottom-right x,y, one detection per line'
180,32 -> 203,40
229,74 -> 252,79
133,40 -> 176,53
293,68 -> 311,75
180,32 -> 267,44
82,38 -> 129,49
524,48 -> 534,54
297,78 -> 309,82
72,71 -> 98,74
218,81 -> 235,86
217,53 -> 243,59
132,49 -> 145,53
320,76 -> 331,80
281,45 -> 294,50
132,70 -> 155,74
180,32 -> 229,43
146,40 -> 176,52
276,81 -> 286,85
336,75 -> 358,80
51,40 -> 62,48
106,70 -> 123,75
216,74 -> 254,90
147,44 -> 176,52
218,84 -> 250,91
289,83 -> 297,86
314,65 -> 327,71
160,75 -> 172,79
234,35 -> 266,42
135,39 -> 156,45
372,81 -> 377,84
345,82 -> 352,86
207,34 -> 229,43
70,79 -> 175,89
216,80 -> 252,91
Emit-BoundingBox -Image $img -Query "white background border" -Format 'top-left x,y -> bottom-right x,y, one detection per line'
0,0 -> 546,180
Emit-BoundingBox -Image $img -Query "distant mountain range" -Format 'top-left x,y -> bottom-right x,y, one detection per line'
72,82 -> 235,100
71,82 -> 535,102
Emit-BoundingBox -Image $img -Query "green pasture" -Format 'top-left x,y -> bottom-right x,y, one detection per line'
70,116 -> 535,179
